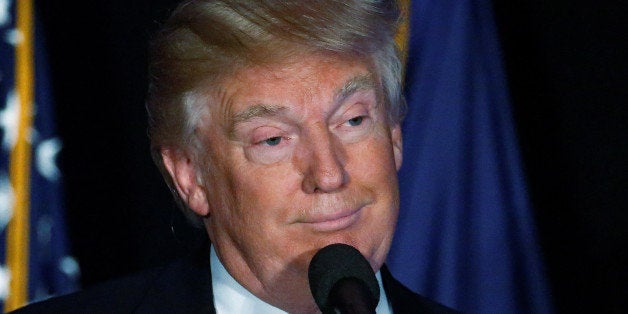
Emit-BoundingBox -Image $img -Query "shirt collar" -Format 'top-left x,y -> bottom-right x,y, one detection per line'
210,245 -> 392,313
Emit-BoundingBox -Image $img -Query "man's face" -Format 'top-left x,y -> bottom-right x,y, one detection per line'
168,53 -> 402,312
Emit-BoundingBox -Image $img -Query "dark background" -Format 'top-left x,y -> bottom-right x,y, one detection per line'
38,1 -> 626,313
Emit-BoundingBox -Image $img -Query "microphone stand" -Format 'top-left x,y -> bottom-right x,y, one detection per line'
327,277 -> 377,314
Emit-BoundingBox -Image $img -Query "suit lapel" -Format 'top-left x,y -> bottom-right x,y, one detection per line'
135,242 -> 216,313
381,265 -> 458,313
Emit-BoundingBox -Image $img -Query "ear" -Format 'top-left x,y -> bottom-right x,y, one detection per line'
391,124 -> 403,171
161,148 -> 210,217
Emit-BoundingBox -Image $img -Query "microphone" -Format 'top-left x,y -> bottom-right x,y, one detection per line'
308,243 -> 380,314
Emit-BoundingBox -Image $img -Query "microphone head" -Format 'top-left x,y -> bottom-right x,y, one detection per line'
308,243 -> 380,313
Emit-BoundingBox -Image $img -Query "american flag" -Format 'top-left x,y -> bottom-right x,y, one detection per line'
0,0 -> 78,311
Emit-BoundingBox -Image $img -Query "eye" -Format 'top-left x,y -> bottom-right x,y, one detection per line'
347,116 -> 364,126
243,125 -> 295,165
263,136 -> 282,146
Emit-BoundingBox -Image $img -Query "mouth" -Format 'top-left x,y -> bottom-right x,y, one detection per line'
300,207 -> 363,232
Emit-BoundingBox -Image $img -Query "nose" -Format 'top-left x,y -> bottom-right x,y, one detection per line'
300,129 -> 347,194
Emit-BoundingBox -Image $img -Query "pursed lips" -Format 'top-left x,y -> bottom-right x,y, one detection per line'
298,206 -> 364,232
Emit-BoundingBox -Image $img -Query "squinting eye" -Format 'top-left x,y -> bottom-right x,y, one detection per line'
347,116 -> 364,126
263,136 -> 282,146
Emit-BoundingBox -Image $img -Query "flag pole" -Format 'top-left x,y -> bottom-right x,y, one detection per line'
5,0 -> 34,310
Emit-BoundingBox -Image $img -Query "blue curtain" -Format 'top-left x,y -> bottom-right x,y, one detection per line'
387,0 -> 553,313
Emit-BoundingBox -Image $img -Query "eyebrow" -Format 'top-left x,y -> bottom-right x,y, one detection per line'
335,74 -> 377,105
228,104 -> 287,138
231,104 -> 287,125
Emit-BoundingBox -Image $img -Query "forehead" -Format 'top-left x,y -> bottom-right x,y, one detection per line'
212,54 -> 378,124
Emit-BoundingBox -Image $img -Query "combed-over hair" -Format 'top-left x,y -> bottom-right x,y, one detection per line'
146,0 -> 405,222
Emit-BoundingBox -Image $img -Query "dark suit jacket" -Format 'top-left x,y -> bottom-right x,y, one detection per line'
13,244 -> 456,313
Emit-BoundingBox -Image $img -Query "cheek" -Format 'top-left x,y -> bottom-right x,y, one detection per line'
352,134 -> 398,179
198,143 -> 247,222
230,162 -> 298,221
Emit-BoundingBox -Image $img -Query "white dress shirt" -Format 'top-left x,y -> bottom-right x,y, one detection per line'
211,246 -> 392,313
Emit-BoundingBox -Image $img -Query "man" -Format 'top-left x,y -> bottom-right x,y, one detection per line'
14,0 -> 455,313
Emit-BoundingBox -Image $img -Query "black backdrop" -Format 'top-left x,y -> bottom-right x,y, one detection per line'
38,1 -> 626,312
